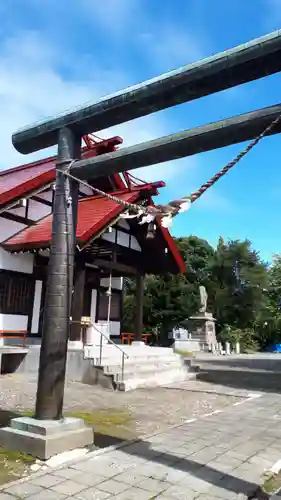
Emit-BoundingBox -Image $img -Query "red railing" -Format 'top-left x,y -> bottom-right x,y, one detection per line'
0,330 -> 27,347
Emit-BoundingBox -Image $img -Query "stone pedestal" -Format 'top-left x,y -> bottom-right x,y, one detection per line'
188,312 -> 217,348
0,416 -> 94,460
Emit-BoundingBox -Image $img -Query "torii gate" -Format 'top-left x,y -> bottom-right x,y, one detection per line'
2,29 -> 281,459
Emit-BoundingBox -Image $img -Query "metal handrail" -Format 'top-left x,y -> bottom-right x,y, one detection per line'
91,323 -> 129,382
92,323 -> 129,357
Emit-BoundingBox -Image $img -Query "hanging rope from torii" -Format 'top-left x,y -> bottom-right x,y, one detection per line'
60,112 -> 281,231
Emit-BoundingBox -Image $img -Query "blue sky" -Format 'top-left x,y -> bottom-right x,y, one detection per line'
0,0 -> 281,262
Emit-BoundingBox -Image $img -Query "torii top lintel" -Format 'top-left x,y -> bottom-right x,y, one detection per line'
13,29 -> 281,155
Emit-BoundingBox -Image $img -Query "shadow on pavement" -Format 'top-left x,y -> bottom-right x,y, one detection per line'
94,432 -> 127,448
196,366 -> 281,393
114,437 -> 270,499
191,356 -> 281,393
0,410 -> 18,428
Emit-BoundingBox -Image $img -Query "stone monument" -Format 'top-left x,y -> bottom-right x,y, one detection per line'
187,286 -> 217,350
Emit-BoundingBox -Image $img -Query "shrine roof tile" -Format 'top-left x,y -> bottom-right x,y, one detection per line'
3,190 -> 185,273
3,191 -> 139,249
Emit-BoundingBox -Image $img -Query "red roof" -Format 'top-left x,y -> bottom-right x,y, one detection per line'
0,158 -> 55,207
0,137 -> 124,208
3,191 -> 140,249
158,225 -> 186,273
3,189 -> 186,273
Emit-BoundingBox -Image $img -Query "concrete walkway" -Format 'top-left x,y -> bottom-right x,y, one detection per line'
1,391 -> 281,499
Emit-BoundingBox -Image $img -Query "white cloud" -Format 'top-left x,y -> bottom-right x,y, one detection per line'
80,0 -> 141,33
0,29 -> 200,187
138,26 -> 207,73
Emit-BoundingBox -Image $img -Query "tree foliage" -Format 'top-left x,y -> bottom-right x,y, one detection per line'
123,235 -> 281,350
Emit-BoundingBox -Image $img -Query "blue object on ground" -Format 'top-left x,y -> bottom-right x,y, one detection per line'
267,343 -> 281,352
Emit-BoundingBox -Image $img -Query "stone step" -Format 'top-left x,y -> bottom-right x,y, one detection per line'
115,367 -> 198,391
82,345 -> 200,391
92,354 -> 184,367
84,346 -> 176,361
102,361 -> 186,375
112,360 -> 188,381
97,354 -> 188,370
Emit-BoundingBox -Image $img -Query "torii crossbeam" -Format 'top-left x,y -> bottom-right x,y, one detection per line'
71,102 -> 281,180
12,29 -> 281,155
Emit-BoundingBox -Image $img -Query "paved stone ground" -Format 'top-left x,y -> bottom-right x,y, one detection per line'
0,375 -> 245,438
2,391 -> 281,499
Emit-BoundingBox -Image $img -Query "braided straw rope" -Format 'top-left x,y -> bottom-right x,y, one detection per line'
58,112 -> 281,222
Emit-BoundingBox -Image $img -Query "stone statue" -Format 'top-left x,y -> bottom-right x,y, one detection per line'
199,285 -> 208,313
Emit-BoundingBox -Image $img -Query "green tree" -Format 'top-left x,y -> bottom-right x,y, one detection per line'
211,239 -> 268,331
123,236 -> 215,342
254,254 -> 281,348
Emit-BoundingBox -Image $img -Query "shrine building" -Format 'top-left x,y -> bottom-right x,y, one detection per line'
0,135 -> 185,350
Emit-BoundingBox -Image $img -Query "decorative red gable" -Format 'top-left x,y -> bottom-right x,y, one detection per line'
0,137 -> 123,209
3,189 -> 186,273
3,191 -> 140,250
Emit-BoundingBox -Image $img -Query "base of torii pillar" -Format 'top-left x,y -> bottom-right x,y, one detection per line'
0,416 -> 93,460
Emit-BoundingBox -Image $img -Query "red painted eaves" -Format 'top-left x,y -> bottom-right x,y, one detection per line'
0,137 -> 125,208
148,198 -> 186,274
3,191 -> 141,251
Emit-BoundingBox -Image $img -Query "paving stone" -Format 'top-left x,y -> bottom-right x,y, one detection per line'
179,474 -> 212,493
50,479 -> 87,495
74,489 -> 111,499
66,471 -> 107,487
137,476 -> 170,493
27,490 -> 67,500
98,478 -> 131,495
31,473 -> 65,488
113,487 -> 163,499
3,482 -> 44,498
162,483 -> 198,499
206,484 -> 240,499
0,494 -> 19,500
207,458 -> 241,473
196,496 -> 224,500
113,471 -> 147,486
53,467 -> 82,479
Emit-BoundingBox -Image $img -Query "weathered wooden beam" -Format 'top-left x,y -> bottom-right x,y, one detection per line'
12,30 -> 281,154
70,102 -> 281,180
0,211 -> 34,226
31,195 -> 52,207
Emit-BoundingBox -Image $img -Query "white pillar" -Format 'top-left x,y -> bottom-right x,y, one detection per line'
84,289 -> 98,345
31,280 -> 43,334
225,342 -> 231,355
235,342 -> 240,354
85,325 -> 96,346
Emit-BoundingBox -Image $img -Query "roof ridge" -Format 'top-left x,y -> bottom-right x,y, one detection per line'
0,146 -> 94,177
0,155 -> 55,177
78,182 -> 162,203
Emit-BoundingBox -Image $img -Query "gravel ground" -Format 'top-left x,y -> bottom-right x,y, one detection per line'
0,374 -> 247,438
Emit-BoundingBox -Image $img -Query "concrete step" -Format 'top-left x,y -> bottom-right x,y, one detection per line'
115,367 -> 198,391
84,346 -> 176,362
82,345 -> 200,391
99,354 -> 189,371
113,360 -> 188,381
92,354 -> 185,367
